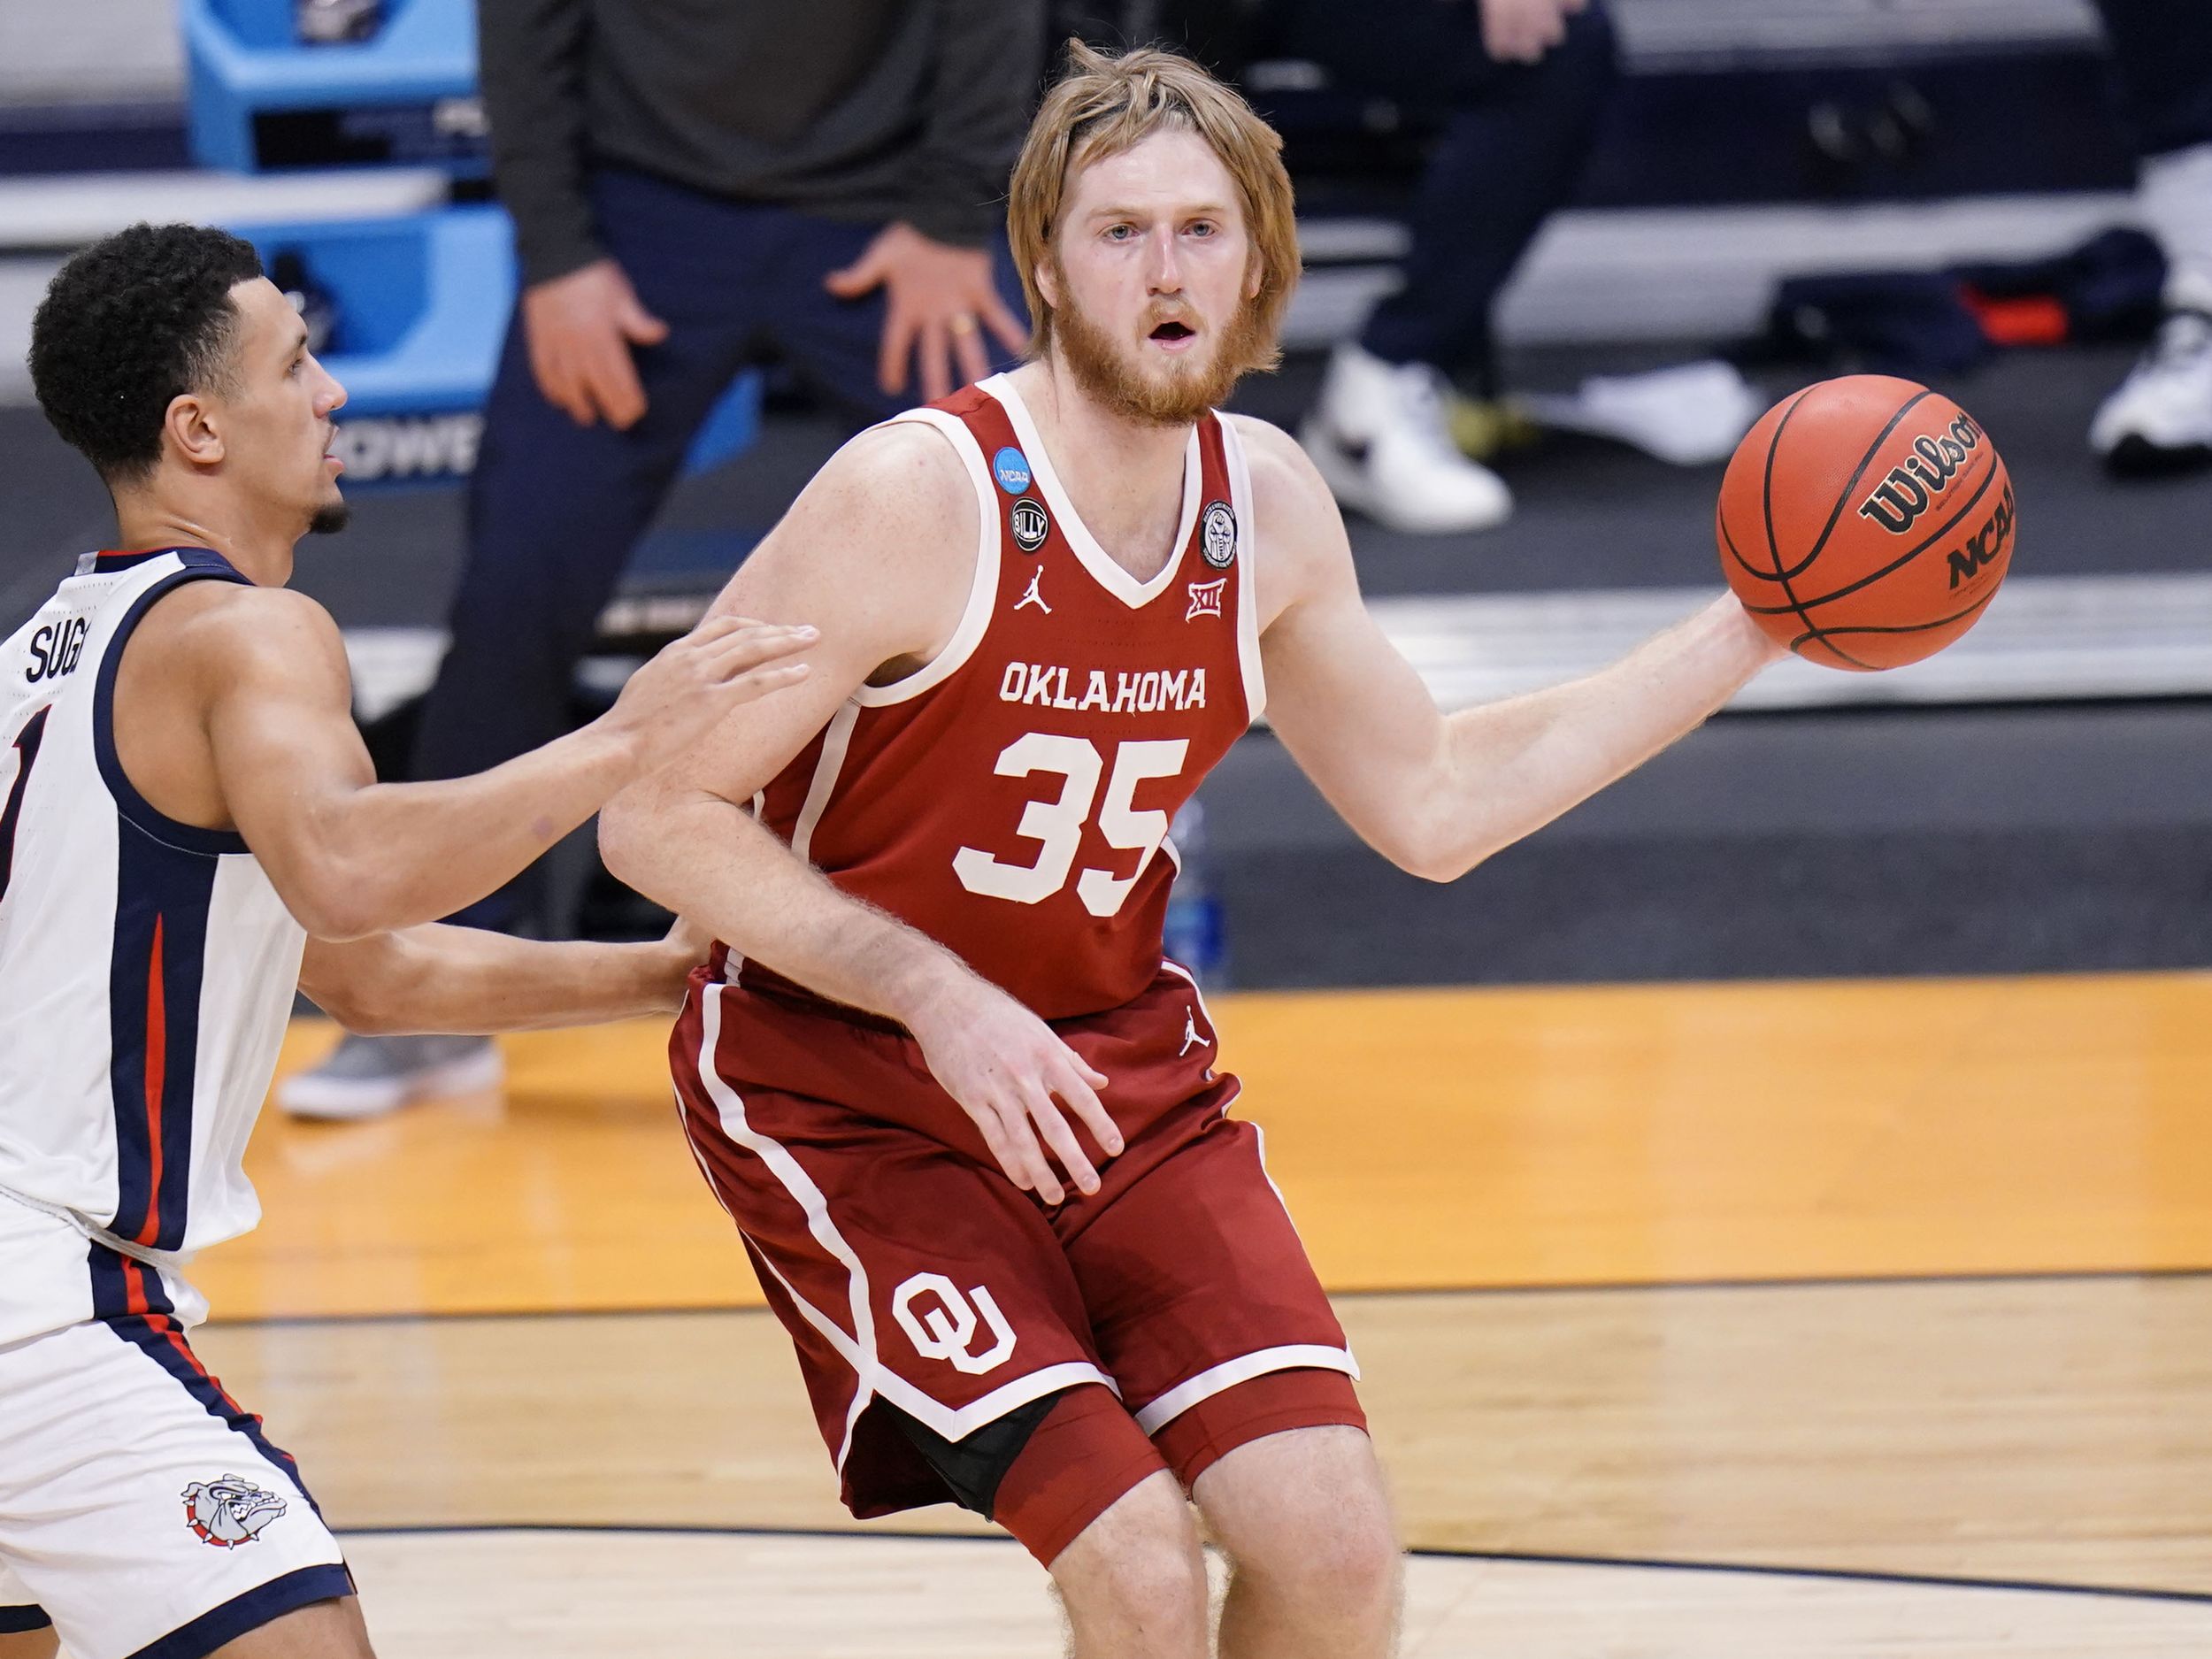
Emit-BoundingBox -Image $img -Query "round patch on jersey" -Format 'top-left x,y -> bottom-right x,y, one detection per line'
1010,497 -> 1051,553
993,447 -> 1033,495
1201,500 -> 1237,569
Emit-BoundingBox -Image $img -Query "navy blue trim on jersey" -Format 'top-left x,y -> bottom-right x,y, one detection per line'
0,1605 -> 52,1632
106,822 -> 217,1252
88,1245 -> 326,1514
127,1565 -> 356,1659
93,555 -> 251,857
89,546 -> 211,575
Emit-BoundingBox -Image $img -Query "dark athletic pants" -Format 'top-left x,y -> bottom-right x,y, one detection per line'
2093,0 -> 2212,158
1265,0 -> 1617,390
410,166 -> 1024,930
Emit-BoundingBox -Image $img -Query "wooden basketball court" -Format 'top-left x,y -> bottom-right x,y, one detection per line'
180,970 -> 2212,1655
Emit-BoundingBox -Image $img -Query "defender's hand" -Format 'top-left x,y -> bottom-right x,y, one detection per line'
653,913 -> 716,1003
824,223 -> 1029,403
522,258 -> 670,430
598,617 -> 818,779
902,973 -> 1121,1207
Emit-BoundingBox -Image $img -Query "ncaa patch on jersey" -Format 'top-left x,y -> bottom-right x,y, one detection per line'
993,447 -> 1033,495
1201,501 -> 1236,568
1010,498 -> 1050,552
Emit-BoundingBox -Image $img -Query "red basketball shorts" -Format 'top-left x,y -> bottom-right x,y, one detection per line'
669,962 -> 1363,1555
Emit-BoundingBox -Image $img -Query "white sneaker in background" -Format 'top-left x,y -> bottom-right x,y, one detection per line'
2089,310 -> 2212,474
277,1033 -> 505,1121
1518,359 -> 1763,466
1300,343 -> 1514,534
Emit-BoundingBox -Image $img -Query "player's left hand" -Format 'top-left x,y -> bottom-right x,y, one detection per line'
824,223 -> 1030,403
902,972 -> 1122,1208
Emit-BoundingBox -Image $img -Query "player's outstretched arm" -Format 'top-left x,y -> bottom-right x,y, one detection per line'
137,582 -> 813,940
296,921 -> 702,1035
1236,417 -> 1786,883
598,424 -> 1121,1205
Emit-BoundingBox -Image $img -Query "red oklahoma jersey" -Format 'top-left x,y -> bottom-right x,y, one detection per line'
731,372 -> 1265,1019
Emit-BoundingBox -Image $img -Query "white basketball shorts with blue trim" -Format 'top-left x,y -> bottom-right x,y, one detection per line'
0,1201 -> 351,1659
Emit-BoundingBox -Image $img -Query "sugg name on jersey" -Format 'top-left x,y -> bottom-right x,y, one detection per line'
999,661 -> 1209,715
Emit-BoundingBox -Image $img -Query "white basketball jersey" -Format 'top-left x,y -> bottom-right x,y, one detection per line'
0,548 -> 304,1340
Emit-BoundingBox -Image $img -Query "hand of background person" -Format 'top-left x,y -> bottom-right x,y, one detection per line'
1479,0 -> 1586,63
522,257 -> 670,430
824,222 -> 1030,403
900,970 -> 1121,1208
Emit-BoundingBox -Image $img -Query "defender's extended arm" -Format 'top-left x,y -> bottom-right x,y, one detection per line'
141,583 -> 809,940
297,925 -> 699,1035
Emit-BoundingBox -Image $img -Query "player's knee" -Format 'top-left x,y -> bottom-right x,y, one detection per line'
1215,1448 -> 1400,1617
1080,1523 -> 1210,1634
1237,1506 -> 1397,1611
1051,1473 -> 1210,1640
1292,1510 -> 1402,1621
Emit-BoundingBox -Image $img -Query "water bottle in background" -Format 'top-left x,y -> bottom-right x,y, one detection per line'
1162,799 -> 1228,988
296,0 -> 384,45
269,250 -> 340,357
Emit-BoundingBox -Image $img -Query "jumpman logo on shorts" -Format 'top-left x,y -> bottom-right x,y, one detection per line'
1179,1007 -> 1210,1056
1016,569 -> 1051,614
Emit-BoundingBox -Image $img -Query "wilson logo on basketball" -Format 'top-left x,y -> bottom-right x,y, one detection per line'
1855,413 -> 1985,535
1945,483 -> 2016,590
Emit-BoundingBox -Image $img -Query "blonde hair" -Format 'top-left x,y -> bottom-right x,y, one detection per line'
1008,40 -> 1299,369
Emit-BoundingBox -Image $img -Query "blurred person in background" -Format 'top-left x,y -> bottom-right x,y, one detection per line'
281,0 -> 1046,1118
1279,0 -> 1619,534
2090,0 -> 2212,472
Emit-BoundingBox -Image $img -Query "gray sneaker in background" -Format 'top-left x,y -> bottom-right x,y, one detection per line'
277,1033 -> 504,1121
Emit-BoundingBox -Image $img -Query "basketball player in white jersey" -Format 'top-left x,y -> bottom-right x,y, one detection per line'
0,225 -> 812,1659
601,44 -> 1786,1659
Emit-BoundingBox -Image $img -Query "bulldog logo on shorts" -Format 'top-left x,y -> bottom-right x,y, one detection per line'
181,1475 -> 287,1548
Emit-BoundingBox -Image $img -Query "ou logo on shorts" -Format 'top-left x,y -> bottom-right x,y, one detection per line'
893,1273 -> 1018,1375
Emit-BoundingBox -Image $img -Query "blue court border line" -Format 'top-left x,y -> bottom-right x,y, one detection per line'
328,1521 -> 2212,1609
205,1263 -> 2212,1329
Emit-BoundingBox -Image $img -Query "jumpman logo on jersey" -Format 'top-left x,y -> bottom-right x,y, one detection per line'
1179,1007 -> 1210,1056
1016,569 -> 1051,615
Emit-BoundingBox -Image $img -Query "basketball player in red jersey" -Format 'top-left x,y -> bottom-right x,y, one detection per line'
601,42 -> 1786,1657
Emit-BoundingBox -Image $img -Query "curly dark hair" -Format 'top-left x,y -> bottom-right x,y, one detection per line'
29,223 -> 265,487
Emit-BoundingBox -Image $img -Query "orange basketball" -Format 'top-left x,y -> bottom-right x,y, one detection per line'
1717,375 -> 2017,670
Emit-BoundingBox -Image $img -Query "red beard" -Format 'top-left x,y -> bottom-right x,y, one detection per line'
1049,272 -> 1271,428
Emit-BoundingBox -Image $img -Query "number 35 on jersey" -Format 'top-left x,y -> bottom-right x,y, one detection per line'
953,735 -> 1189,917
